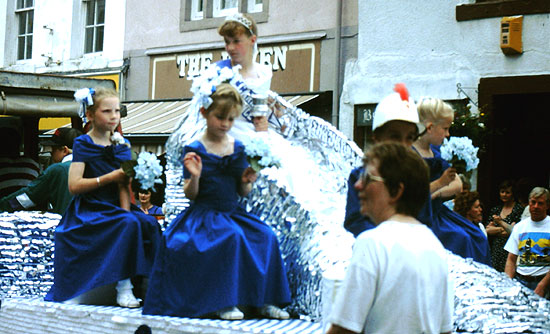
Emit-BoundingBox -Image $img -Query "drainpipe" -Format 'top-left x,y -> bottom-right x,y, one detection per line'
332,0 -> 343,128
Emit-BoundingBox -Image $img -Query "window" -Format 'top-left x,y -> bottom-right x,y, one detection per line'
213,0 -> 238,17
16,0 -> 34,60
84,0 -> 105,53
248,0 -> 263,13
456,0 -> 550,21
183,0 -> 268,31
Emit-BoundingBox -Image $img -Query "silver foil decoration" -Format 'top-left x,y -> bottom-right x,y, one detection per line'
449,252 -> 550,333
0,211 -> 58,298
164,91 -> 362,320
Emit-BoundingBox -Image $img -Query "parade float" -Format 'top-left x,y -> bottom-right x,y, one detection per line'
1,71 -> 550,333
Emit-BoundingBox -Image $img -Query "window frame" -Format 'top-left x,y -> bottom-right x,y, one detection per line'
456,0 -> 550,21
83,0 -> 105,54
212,0 -> 239,18
181,0 -> 269,32
15,0 -> 34,61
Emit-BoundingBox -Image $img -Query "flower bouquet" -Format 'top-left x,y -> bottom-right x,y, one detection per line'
440,136 -> 480,175
121,151 -> 164,191
243,136 -> 282,172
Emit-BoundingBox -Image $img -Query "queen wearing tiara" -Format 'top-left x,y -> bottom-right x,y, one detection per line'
164,13 -> 358,318
166,12 -> 350,234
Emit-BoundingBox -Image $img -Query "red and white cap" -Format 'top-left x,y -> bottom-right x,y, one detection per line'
372,83 -> 424,133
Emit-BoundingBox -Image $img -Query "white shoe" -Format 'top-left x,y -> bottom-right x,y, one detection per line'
116,279 -> 141,308
116,289 -> 141,308
217,306 -> 244,320
260,305 -> 289,320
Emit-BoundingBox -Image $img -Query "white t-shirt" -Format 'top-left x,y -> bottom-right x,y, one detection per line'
504,216 -> 550,277
328,220 -> 453,334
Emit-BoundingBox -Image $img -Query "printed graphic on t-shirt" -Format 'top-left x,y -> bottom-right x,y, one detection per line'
518,232 -> 550,266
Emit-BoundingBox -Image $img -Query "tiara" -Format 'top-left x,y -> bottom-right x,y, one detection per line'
225,13 -> 254,35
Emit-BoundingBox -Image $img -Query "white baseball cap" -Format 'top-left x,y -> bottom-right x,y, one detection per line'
372,83 -> 424,133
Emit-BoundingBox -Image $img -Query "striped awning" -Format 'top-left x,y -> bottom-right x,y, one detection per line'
121,99 -> 192,135
120,93 -> 319,135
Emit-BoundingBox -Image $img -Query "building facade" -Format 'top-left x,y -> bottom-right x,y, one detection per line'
340,0 -> 550,207
123,0 -> 358,125
1,0 -> 127,131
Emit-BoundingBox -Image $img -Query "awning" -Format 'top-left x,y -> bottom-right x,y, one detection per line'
121,99 -> 192,135
120,93 -> 321,135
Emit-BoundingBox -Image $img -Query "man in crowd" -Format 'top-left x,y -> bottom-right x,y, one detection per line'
327,142 -> 453,334
505,187 -> 550,298
0,127 -> 82,215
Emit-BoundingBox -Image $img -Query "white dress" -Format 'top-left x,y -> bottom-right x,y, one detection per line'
166,60 -> 353,226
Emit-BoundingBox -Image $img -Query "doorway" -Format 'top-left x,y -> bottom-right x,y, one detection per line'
478,75 -> 550,209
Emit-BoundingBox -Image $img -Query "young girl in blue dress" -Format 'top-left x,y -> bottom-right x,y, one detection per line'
143,83 -> 291,320
45,88 -> 161,308
413,97 -> 491,265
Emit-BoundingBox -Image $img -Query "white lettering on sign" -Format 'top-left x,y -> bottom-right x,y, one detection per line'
176,46 -> 289,79
272,45 -> 288,71
176,53 -> 213,79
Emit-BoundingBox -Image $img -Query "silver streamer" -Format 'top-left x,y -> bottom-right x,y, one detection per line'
449,252 -> 550,333
0,211 -> 58,298
164,90 -> 362,320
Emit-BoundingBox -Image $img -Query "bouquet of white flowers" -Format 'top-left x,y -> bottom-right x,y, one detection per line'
122,152 -> 163,191
243,136 -> 282,172
440,136 -> 480,174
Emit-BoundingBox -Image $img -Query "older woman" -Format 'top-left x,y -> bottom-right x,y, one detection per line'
454,191 -> 482,222
327,143 -> 453,334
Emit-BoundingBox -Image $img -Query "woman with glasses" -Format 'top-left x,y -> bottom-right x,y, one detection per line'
329,142 -> 453,334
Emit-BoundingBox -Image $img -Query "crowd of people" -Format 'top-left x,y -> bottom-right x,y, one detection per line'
0,11 -> 549,333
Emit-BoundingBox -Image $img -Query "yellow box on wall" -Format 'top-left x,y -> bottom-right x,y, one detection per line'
500,16 -> 523,55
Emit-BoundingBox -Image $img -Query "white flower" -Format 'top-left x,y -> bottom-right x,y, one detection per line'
110,132 -> 126,146
134,152 -> 163,191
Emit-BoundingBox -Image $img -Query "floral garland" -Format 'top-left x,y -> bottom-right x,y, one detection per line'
190,65 -> 245,110
440,136 -> 480,174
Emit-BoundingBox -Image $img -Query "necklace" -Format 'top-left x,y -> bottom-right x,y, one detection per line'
200,137 -> 233,157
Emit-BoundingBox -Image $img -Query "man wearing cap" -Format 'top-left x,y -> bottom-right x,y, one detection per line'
0,127 -> 82,215
344,83 -> 429,237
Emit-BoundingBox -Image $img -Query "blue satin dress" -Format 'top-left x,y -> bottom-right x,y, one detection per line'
424,145 -> 491,265
45,134 -> 162,302
143,140 -> 291,318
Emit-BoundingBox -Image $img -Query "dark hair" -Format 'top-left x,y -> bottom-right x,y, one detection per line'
365,142 -> 430,218
372,120 -> 419,143
454,191 -> 480,218
499,179 -> 515,193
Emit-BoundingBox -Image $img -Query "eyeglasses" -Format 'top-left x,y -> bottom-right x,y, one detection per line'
359,171 -> 385,185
